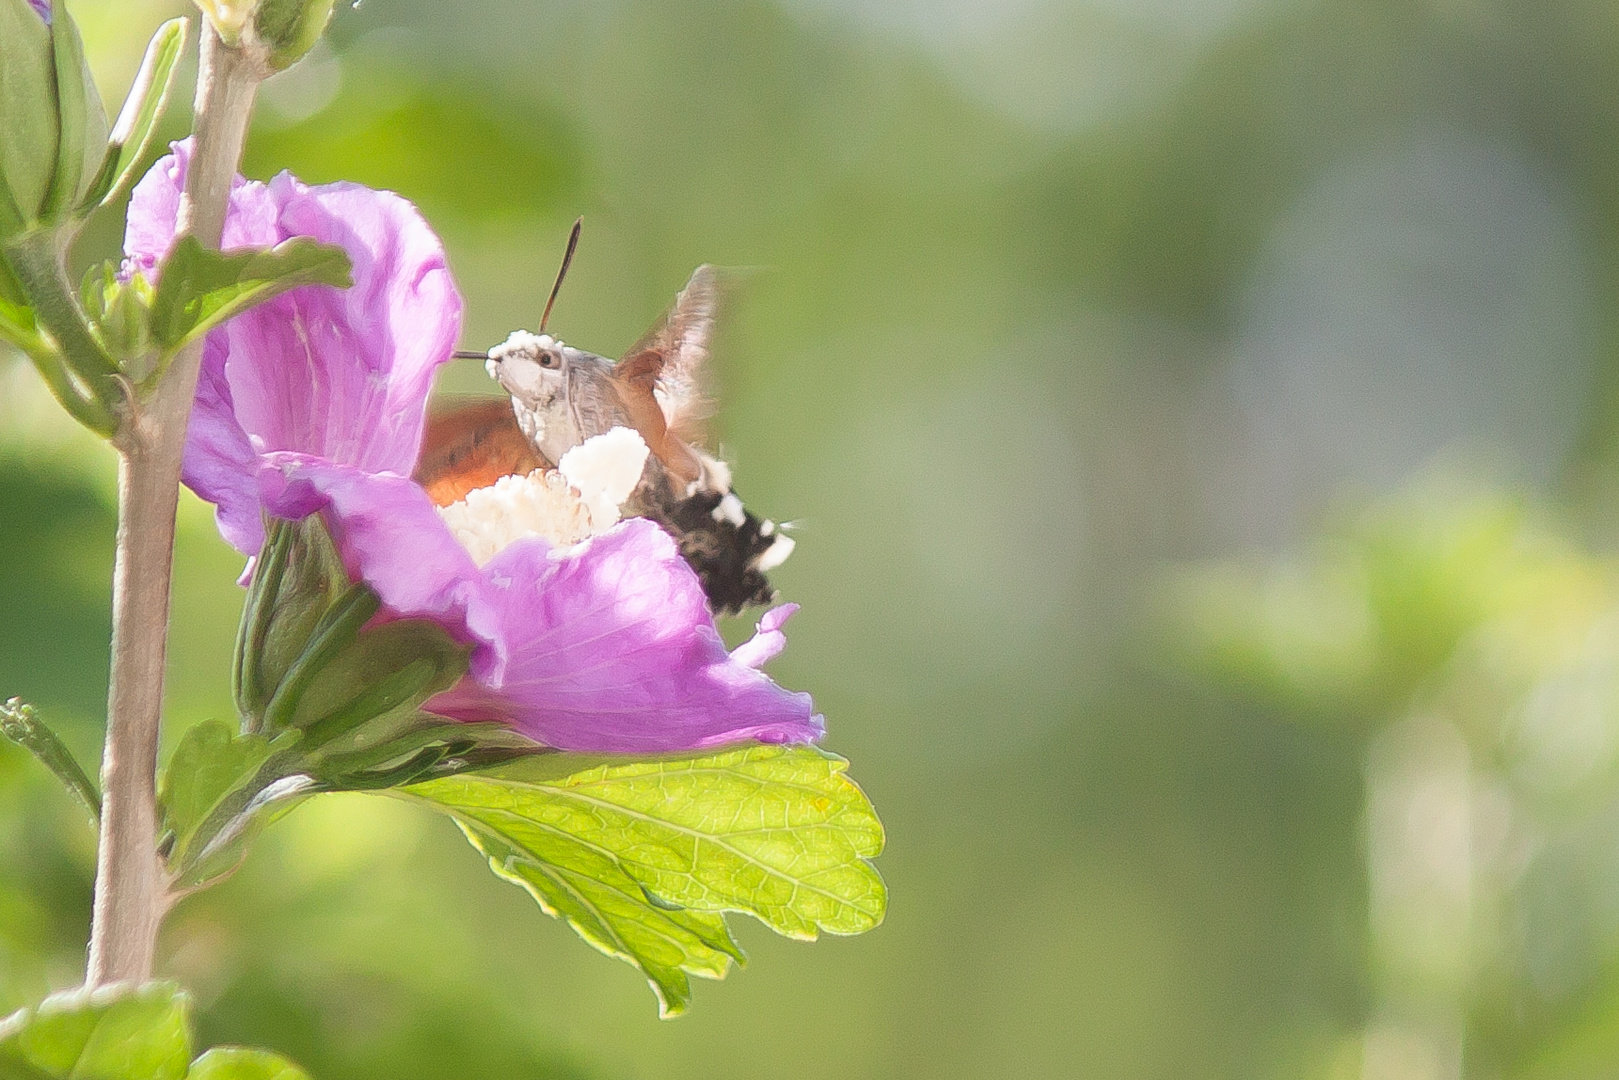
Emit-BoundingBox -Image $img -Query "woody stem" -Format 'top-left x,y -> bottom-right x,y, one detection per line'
86,23 -> 264,988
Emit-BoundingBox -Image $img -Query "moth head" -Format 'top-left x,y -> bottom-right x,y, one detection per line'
486,330 -> 570,410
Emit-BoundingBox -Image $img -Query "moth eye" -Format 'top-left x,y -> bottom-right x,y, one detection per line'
538,352 -> 560,369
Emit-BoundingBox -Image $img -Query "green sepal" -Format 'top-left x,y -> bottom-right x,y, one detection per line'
0,982 -> 191,1080
284,618 -> 469,747
256,583 -> 381,734
0,172 -> 26,252
79,18 -> 189,213
187,1048 -> 310,1080
233,513 -> 468,751
0,239 -> 26,307
41,0 -> 108,223
404,744 -> 887,1016
0,0 -> 58,230
313,720 -> 533,785
235,516 -> 350,726
253,0 -> 336,72
0,697 -> 99,826
148,236 -> 352,357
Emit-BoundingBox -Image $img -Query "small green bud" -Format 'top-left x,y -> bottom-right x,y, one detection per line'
80,263 -> 155,366
0,0 -> 114,236
0,0 -> 60,234
104,274 -> 154,364
252,0 -> 336,71
234,515 -> 468,751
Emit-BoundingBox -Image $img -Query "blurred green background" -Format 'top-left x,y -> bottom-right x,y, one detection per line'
16,0 -> 1619,1077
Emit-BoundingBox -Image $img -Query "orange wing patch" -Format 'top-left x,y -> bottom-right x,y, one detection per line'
612,349 -> 702,487
414,397 -> 547,507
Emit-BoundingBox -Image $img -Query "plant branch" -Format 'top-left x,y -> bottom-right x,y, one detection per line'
2,228 -> 117,381
86,21 -> 265,988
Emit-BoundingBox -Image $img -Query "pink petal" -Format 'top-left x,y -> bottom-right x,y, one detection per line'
127,144 -> 462,555
260,456 -> 823,753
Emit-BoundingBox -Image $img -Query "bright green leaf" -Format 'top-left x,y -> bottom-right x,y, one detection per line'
404,744 -> 886,1013
82,18 -> 188,211
185,1048 -> 310,1080
0,294 -> 41,351
458,821 -> 743,1017
148,236 -> 352,354
0,982 -> 191,1080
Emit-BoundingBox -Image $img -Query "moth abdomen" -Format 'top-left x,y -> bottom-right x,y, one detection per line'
630,481 -> 792,616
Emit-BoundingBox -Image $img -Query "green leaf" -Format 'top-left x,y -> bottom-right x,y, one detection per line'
159,720 -> 301,884
404,744 -> 887,1014
81,18 -> 188,212
457,820 -> 743,1017
0,982 -> 191,1080
0,0 -> 58,228
185,1049 -> 309,1080
0,697 -> 99,825
161,721 -> 277,853
42,0 -> 108,221
148,237 -> 352,354
0,293 -> 41,349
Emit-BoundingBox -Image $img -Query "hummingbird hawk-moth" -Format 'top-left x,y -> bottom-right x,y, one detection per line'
413,222 -> 794,614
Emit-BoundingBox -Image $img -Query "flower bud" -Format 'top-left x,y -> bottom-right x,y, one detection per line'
0,0 -> 110,238
193,0 -> 334,70
0,0 -> 61,237
252,0 -> 336,71
236,516 -> 468,754
79,262 -> 154,366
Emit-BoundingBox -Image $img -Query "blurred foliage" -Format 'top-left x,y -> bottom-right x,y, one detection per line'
13,0 -> 1619,1077
1174,478 -> 1619,1076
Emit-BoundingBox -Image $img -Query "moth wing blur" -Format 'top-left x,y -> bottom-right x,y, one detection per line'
414,397 -> 547,508
613,269 -> 788,613
623,264 -> 722,445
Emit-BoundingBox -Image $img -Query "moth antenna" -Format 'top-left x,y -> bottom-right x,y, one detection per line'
452,350 -> 489,360
539,217 -> 583,334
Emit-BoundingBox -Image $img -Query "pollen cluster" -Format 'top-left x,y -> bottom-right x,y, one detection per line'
436,427 -> 650,565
